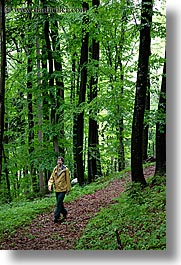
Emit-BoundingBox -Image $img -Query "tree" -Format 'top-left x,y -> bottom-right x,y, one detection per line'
50,19 -> 65,156
131,0 -> 153,184
75,2 -> 89,185
0,0 -> 6,180
142,72 -> 150,162
0,0 -> 166,201
155,49 -> 166,176
36,31 -> 44,194
88,0 -> 102,182
26,0 -> 37,192
116,3 -> 128,171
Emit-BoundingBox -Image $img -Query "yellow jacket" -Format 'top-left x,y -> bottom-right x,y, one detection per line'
48,165 -> 71,193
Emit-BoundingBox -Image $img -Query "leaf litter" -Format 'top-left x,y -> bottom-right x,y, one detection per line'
0,166 -> 155,250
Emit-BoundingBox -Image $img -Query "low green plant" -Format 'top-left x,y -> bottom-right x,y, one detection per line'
0,167 -> 128,241
75,175 -> 166,250
0,197 -> 55,240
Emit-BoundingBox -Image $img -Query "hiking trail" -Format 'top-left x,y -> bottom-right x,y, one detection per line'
0,165 -> 155,250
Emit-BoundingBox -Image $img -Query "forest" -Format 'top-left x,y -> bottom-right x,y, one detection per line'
0,0 -> 166,250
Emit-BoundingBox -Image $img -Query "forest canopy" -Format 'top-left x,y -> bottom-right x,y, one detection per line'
0,0 -> 166,202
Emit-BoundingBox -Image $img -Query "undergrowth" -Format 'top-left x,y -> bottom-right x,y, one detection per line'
75,175 -> 166,250
0,167 -> 128,241
0,163 -> 165,251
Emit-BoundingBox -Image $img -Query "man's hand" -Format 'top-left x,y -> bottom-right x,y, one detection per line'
48,185 -> 52,192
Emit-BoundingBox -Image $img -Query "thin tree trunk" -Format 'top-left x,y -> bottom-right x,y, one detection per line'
3,121 -> 11,201
51,19 -> 65,156
117,63 -> 125,171
131,0 -> 153,184
142,74 -> 150,161
76,2 -> 89,185
155,50 -> 166,176
88,0 -> 101,182
36,33 -> 44,194
26,0 -> 37,192
71,51 -> 78,179
43,19 -> 56,155
117,5 -> 127,171
41,9 -> 50,184
0,0 -> 5,180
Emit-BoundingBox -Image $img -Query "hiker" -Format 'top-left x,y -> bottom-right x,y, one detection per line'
48,156 -> 71,223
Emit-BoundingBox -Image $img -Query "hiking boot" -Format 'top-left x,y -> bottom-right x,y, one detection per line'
62,210 -> 68,219
54,218 -> 59,223
63,213 -> 67,219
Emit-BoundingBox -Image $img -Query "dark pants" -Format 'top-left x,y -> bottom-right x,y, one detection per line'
54,192 -> 67,220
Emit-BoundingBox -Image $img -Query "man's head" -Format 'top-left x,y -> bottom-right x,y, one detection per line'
57,156 -> 64,166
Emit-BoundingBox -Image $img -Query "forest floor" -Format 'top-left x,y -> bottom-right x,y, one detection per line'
0,165 -> 155,250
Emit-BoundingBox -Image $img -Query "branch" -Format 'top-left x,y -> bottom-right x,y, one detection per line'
115,229 -> 123,250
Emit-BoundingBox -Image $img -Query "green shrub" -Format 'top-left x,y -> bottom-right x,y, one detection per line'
75,175 -> 166,250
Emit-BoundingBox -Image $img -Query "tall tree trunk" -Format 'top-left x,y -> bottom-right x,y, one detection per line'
76,2 -> 89,185
88,0 -> 101,183
117,112 -> 125,171
71,52 -> 78,179
41,9 -> 50,184
0,0 -> 5,180
43,19 -> 56,155
131,0 -> 153,184
27,0 -> 37,192
3,122 -> 11,201
117,6 -> 127,171
142,74 -> 150,161
155,50 -> 166,176
51,19 -> 65,156
36,33 -> 44,194
117,62 -> 125,171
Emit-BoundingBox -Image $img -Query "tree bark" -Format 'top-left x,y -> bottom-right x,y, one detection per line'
155,50 -> 166,176
116,5 -> 127,172
27,0 -> 37,192
0,0 -> 5,180
131,0 -> 153,184
43,19 -> 55,153
41,5 -> 51,184
117,62 -> 125,171
71,52 -> 78,179
76,2 -> 89,185
88,0 -> 102,183
142,74 -> 150,161
51,19 -> 65,156
36,33 -> 44,194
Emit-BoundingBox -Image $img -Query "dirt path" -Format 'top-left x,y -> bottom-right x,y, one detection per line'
0,166 -> 155,250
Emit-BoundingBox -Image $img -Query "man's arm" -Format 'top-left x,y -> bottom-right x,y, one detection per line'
65,169 -> 71,193
48,170 -> 55,191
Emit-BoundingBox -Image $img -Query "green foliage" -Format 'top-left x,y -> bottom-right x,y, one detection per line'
0,196 -> 54,240
0,166 -> 128,241
75,175 -> 166,250
0,166 -> 166,250
1,0 -> 166,201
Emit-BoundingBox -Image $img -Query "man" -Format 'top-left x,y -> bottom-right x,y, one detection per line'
48,156 -> 71,223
